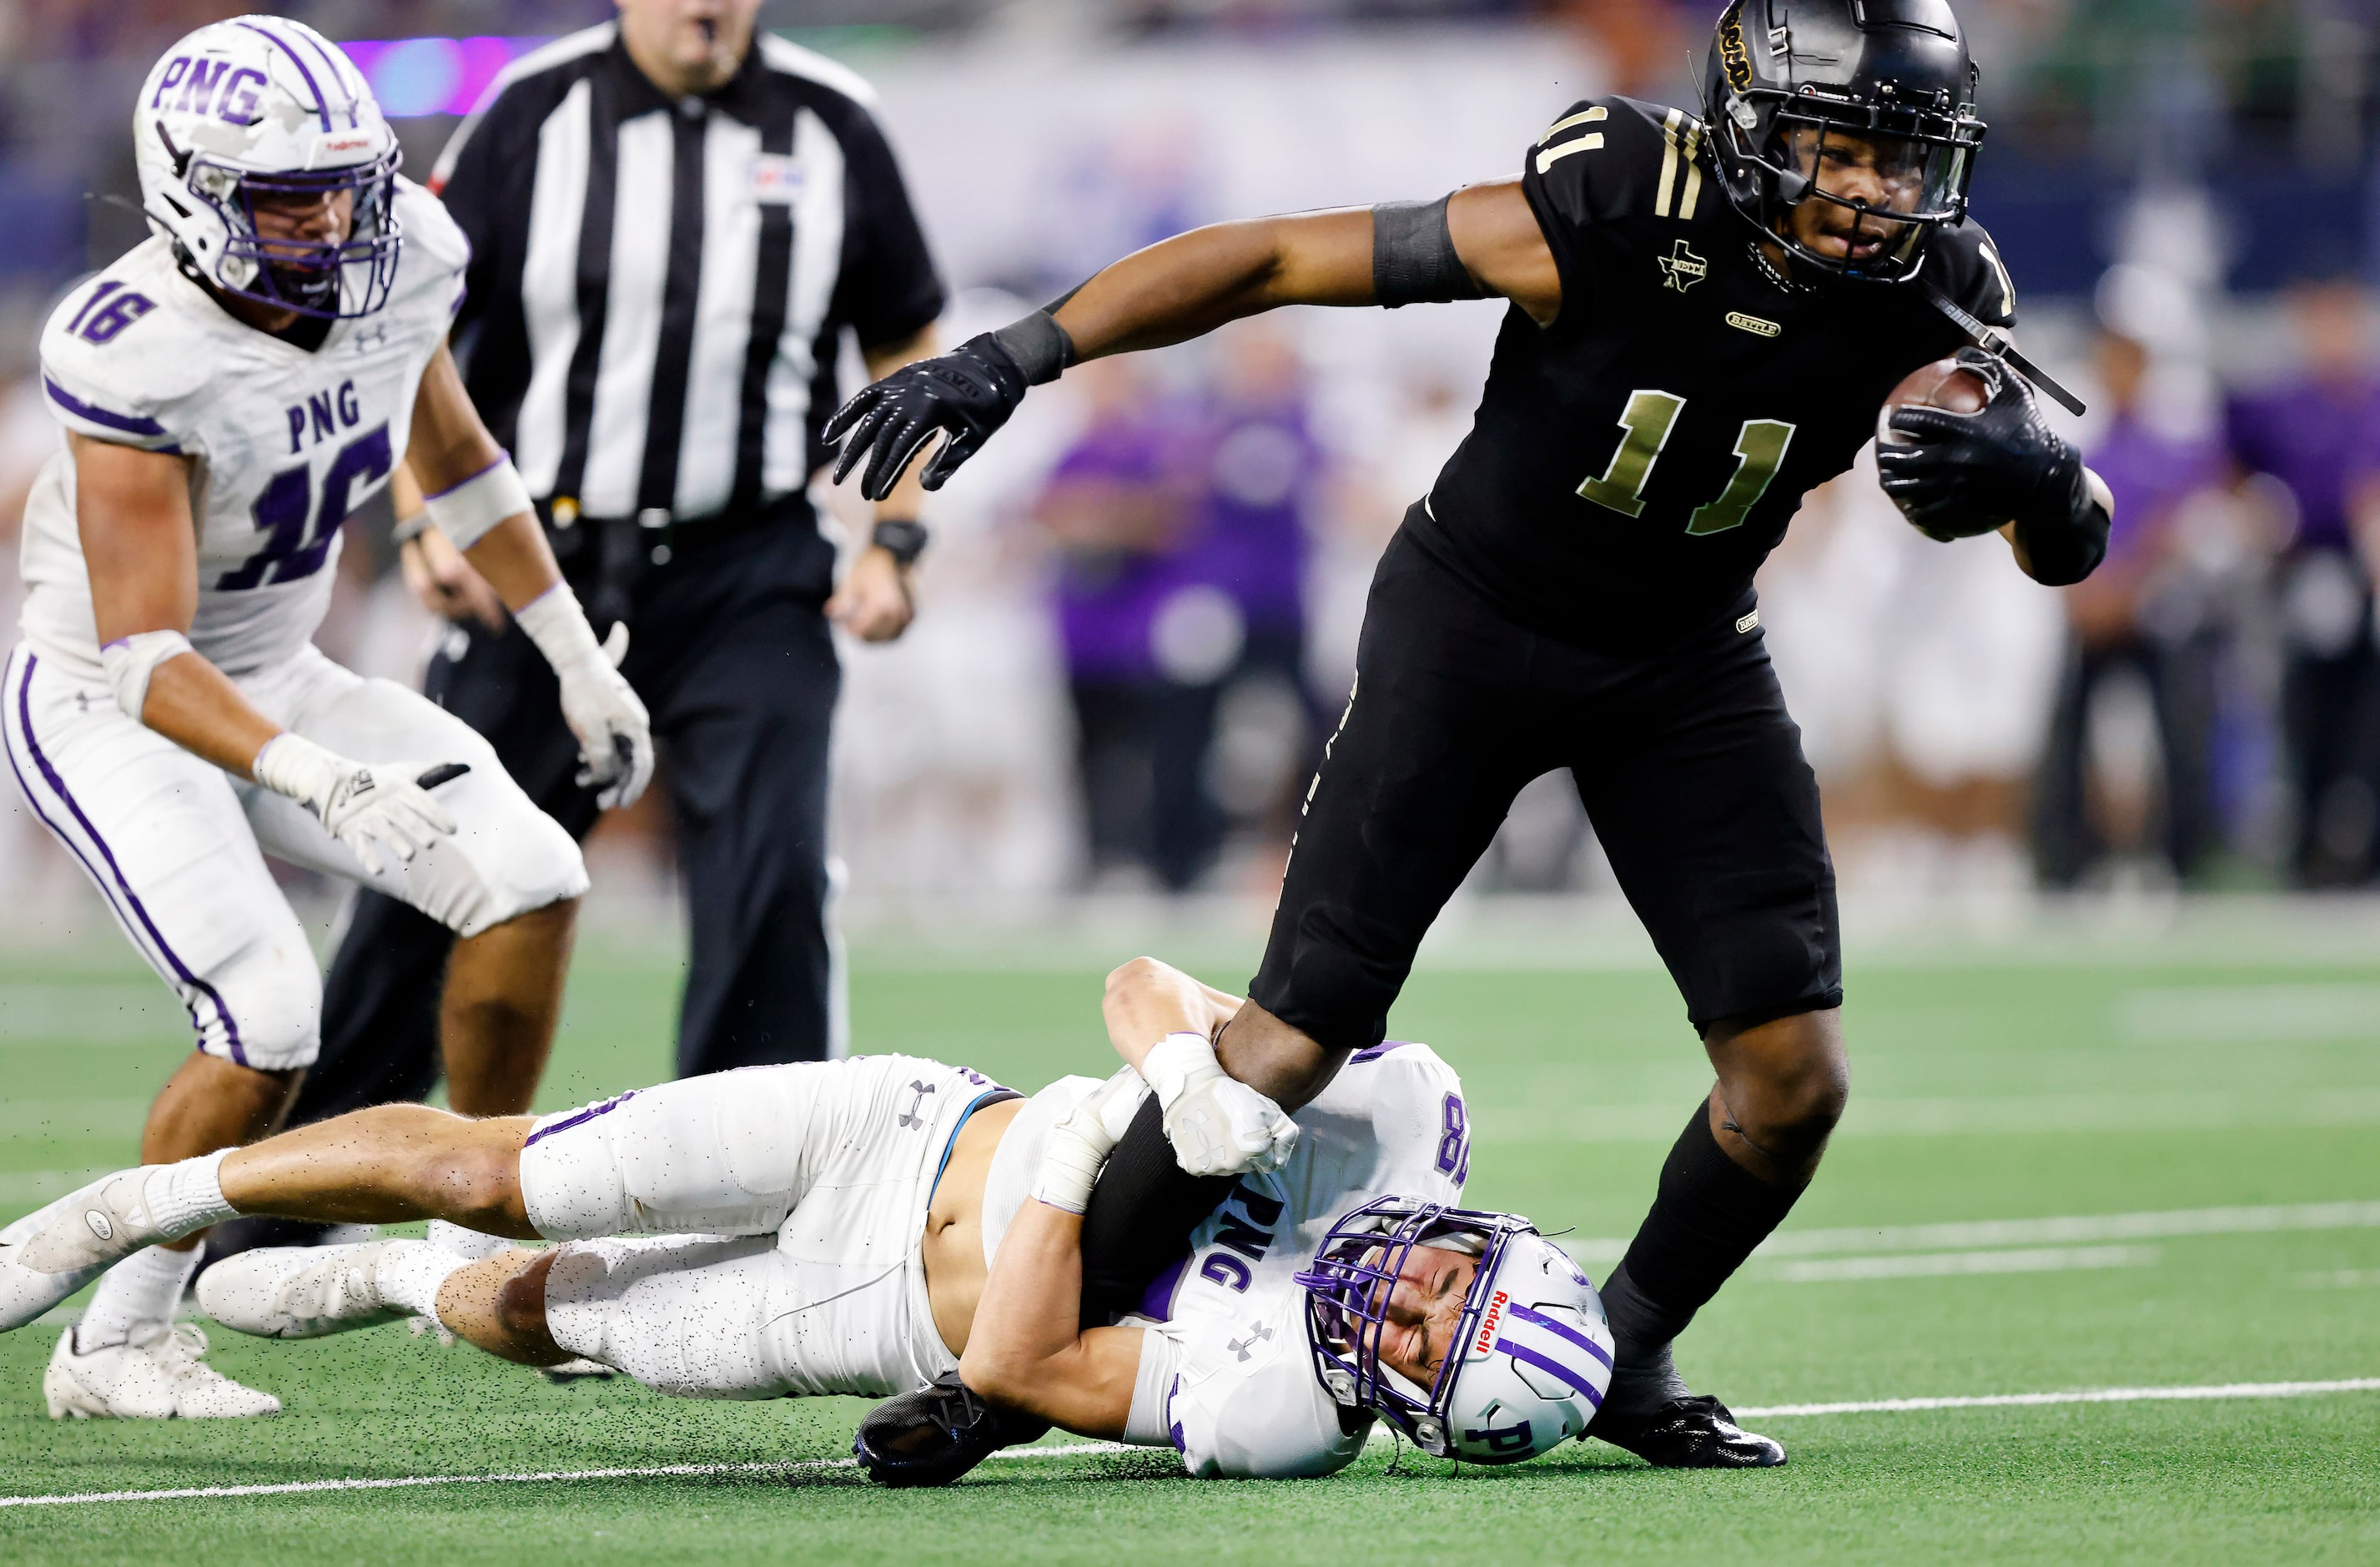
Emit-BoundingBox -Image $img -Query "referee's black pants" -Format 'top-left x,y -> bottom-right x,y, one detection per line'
289,507 -> 843,1126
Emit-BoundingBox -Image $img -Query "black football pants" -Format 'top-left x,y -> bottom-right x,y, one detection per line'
284,515 -> 842,1129
1253,526 -> 1842,1049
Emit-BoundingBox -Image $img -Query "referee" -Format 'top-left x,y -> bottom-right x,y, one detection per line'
292,1 -> 943,1125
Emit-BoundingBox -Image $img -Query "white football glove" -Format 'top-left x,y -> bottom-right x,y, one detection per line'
252,734 -> 464,877
1140,1031 -> 1301,1177
517,587 -> 653,809
1034,1066 -> 1147,1214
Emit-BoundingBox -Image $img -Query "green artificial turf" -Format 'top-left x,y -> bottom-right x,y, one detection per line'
3,930 -> 2377,1562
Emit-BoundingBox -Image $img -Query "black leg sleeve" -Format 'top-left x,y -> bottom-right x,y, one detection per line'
1596,1100 -> 1804,1413
1076,1098 -> 1234,1321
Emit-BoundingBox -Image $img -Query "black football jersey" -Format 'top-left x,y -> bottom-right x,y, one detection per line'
1407,94 -> 2018,652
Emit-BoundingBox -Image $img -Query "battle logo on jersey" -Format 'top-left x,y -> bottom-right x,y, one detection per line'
1658,240 -> 1708,292
1717,0 -> 1754,93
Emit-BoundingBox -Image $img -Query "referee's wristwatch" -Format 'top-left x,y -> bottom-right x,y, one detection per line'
870,517 -> 929,567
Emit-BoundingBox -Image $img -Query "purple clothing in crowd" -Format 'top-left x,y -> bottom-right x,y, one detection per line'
1045,413 -> 1197,681
1044,396 -> 1323,681
1181,401 -> 1323,629
2224,377 -> 2380,552
2089,412 -> 2222,567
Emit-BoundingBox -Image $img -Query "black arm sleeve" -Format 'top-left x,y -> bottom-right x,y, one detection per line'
1371,196 -> 1486,308
1076,1099 -> 1235,1322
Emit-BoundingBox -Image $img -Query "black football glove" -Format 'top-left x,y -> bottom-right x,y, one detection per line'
826,332 -> 1029,501
1875,345 -> 2087,545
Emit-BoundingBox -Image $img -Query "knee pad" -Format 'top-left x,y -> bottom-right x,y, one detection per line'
439,807 -> 588,939
191,933 -> 322,1071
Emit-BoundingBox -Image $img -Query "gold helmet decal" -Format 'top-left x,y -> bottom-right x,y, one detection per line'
1718,0 -> 1754,93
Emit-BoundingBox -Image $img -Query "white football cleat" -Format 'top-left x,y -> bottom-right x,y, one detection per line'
45,1323 -> 281,1419
196,1242 -> 410,1339
0,1168 -> 176,1333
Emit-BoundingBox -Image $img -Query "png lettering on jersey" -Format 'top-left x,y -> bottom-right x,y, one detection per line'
1196,1179 -> 1286,1293
285,380 -> 365,455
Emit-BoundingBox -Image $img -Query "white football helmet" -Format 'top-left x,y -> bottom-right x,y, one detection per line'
1298,1196 -> 1613,1464
133,16 -> 402,319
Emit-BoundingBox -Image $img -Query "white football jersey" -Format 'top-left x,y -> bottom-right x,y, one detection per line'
18,178 -> 465,679
1120,1041 -> 1470,1479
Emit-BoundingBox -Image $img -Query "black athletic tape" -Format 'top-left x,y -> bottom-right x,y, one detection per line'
989,310 -> 1075,386
1371,196 -> 1487,309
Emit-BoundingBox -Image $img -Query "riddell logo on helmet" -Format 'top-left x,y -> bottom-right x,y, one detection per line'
1473,1289 -> 1511,1355
323,134 -> 375,154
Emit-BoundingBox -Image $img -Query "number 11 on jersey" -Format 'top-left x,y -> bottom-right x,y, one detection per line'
1575,389 -> 1795,536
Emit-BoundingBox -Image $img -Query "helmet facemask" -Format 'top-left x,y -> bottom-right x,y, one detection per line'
183,145 -> 404,320
1727,89 -> 1982,283
1296,1198 -> 1522,1458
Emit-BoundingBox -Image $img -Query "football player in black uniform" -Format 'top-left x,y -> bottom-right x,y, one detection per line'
833,0 -> 2111,1474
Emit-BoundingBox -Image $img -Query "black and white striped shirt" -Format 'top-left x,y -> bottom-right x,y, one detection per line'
429,23 -> 943,524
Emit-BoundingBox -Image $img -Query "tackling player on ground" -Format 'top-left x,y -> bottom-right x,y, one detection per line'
3,18 -> 652,1417
829,0 -> 2111,1468
0,959 -> 1613,1479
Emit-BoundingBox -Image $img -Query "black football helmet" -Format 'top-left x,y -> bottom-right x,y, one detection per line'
1702,0 -> 1986,284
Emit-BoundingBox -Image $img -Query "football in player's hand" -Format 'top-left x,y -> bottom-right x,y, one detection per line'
1874,357 -> 1990,447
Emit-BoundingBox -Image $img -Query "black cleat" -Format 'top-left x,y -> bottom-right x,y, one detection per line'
1588,1395 -> 1787,1468
851,1373 -> 1051,1488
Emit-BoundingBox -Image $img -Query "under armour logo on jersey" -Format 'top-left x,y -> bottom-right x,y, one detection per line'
350,323 -> 390,354
1658,240 -> 1708,293
1227,1321 -> 1276,1362
898,1081 -> 938,1129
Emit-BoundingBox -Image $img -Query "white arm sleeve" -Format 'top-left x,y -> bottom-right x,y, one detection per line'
1125,1326 -> 1184,1448
421,453 -> 535,551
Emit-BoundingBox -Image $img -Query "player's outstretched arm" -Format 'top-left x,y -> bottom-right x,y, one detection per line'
407,342 -> 655,809
958,1077 -> 1146,1437
1101,956 -> 1300,1177
826,184 -> 1557,501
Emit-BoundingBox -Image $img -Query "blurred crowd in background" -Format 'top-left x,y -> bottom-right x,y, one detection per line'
4,0 -> 2380,920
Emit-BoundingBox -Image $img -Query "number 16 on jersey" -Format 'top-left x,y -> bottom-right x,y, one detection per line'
1577,389 -> 1796,537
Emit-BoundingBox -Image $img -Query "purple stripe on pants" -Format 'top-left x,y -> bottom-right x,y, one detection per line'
5,650 -> 248,1064
523,1091 -> 639,1149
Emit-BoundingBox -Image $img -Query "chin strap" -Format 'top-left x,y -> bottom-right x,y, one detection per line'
1920,280 -> 2089,417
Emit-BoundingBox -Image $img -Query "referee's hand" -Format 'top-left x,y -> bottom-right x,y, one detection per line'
828,546 -> 916,643
825,334 -> 1029,501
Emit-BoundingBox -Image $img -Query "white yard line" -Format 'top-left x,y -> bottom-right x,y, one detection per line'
1736,1378 -> 2380,1418
1567,1198 -> 2380,1264
0,1441 -> 1141,1509
1763,1245 -> 2158,1282
6,1381 -> 2378,1509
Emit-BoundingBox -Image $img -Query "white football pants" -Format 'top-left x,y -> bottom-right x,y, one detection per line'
518,1055 -> 1008,1400
1,642 -> 587,1071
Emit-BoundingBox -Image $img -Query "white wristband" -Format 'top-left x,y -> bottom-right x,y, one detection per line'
513,582 -> 603,673
421,452 -> 534,552
1140,1031 -> 1220,1110
251,731 -> 344,810
98,629 -> 193,724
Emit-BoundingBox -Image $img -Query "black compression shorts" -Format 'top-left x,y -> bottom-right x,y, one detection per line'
1250,518 -> 1842,1049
